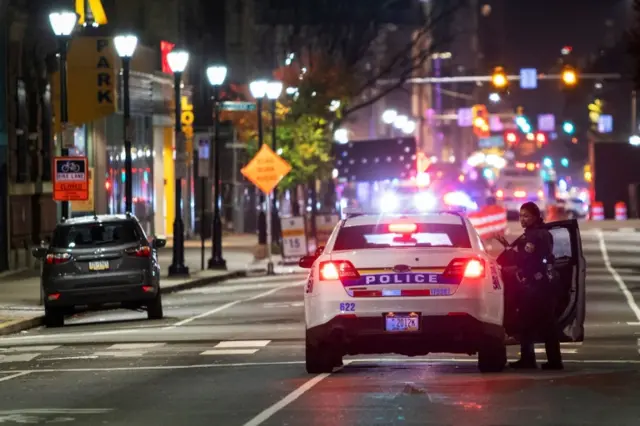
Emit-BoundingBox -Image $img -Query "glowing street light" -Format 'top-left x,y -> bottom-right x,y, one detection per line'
382,109 -> 397,124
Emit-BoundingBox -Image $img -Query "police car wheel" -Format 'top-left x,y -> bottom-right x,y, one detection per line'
477,340 -> 507,373
44,305 -> 64,328
305,337 -> 336,374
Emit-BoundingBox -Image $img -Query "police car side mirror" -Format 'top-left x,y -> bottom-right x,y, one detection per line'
314,245 -> 325,256
299,256 -> 316,269
152,237 -> 167,249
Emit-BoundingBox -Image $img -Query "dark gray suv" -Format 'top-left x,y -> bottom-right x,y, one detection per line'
32,214 -> 166,327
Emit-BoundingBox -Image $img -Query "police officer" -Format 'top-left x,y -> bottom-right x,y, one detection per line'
496,201 -> 563,370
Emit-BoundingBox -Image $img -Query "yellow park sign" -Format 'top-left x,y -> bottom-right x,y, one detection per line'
241,144 -> 291,194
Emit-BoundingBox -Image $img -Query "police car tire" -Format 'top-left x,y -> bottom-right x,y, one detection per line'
305,340 -> 335,374
477,340 -> 507,373
44,306 -> 64,328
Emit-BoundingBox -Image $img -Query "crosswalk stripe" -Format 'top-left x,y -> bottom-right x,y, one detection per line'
106,343 -> 166,350
534,348 -> 578,354
214,340 -> 271,348
200,349 -> 260,355
0,353 -> 39,363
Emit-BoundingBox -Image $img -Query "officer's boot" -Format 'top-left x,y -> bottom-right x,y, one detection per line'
541,339 -> 563,370
509,342 -> 537,369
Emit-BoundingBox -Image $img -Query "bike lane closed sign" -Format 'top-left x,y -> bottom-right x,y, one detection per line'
53,156 -> 89,201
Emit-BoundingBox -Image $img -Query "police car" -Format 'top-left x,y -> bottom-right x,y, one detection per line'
298,209 -> 586,374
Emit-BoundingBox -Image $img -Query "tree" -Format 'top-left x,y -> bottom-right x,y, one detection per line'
266,0 -> 470,124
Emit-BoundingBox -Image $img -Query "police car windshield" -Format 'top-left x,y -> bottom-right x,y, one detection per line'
333,224 -> 471,250
52,221 -> 142,248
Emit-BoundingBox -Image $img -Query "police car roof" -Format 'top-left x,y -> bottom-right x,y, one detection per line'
61,214 -> 137,226
343,212 -> 465,227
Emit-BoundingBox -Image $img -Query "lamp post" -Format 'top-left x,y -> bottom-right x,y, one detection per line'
167,48 -> 190,277
265,81 -> 283,247
206,65 -> 228,270
49,9 -> 78,219
113,34 -> 138,214
249,79 -> 274,275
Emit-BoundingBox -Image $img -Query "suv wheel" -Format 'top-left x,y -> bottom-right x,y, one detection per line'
478,338 -> 507,373
305,333 -> 337,374
44,306 -> 64,328
147,293 -> 164,320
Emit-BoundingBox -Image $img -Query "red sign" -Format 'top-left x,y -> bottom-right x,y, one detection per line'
161,41 -> 175,74
53,157 -> 89,201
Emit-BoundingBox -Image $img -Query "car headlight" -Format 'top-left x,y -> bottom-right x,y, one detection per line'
414,192 -> 437,211
380,192 -> 398,212
443,191 -> 478,211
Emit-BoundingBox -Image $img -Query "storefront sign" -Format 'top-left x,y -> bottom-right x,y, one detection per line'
76,0 -> 108,26
181,96 -> 194,161
52,37 -> 117,134
53,157 -> 89,201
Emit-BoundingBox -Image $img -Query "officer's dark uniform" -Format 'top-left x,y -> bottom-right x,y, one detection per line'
510,223 -> 562,367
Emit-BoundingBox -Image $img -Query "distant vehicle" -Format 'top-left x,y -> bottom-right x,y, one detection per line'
32,214 -> 166,327
298,210 -> 586,374
557,197 -> 589,219
495,164 -> 546,218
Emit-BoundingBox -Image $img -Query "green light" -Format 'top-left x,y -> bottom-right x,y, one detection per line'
543,157 -> 553,168
561,158 -> 569,167
562,121 -> 575,134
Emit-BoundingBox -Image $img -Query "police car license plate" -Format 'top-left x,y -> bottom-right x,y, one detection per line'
385,315 -> 419,332
89,261 -> 109,271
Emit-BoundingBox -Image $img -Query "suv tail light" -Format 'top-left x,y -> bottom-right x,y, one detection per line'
443,258 -> 485,279
126,246 -> 152,257
319,261 -> 360,281
45,253 -> 71,265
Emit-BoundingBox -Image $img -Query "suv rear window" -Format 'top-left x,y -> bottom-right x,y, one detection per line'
333,223 -> 471,250
52,221 -> 143,248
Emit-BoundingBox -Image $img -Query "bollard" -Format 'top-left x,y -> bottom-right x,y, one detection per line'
615,201 -> 628,220
591,202 -> 605,220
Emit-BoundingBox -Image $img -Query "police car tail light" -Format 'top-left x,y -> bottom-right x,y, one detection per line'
388,223 -> 417,234
463,259 -> 485,278
126,246 -> 152,257
443,258 -> 485,279
319,261 -> 359,281
45,253 -> 71,265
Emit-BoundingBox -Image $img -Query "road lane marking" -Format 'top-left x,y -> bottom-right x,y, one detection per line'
0,329 -> 141,345
106,343 -> 166,350
0,371 -> 30,382
534,348 -> 578,354
39,356 -> 100,361
596,230 -> 640,322
200,349 -> 259,355
165,281 -> 303,329
92,351 -> 146,358
242,363 -> 349,426
215,340 -> 271,348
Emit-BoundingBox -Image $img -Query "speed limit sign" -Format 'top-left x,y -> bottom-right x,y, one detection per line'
280,217 -> 308,259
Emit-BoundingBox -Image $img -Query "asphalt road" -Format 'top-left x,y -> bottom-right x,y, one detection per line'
0,229 -> 640,425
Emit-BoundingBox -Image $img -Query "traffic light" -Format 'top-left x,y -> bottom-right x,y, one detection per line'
562,66 -> 578,86
471,104 -> 490,138
562,121 -> 575,134
515,115 -> 532,133
492,66 -> 508,89
561,157 -> 569,167
504,130 -> 518,145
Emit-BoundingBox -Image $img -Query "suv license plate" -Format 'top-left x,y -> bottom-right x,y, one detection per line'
89,261 -> 109,271
385,315 -> 419,332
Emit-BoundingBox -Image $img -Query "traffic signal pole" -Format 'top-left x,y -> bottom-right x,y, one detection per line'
379,73 -> 623,85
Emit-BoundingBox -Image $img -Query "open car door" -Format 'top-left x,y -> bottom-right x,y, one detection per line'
543,219 -> 586,342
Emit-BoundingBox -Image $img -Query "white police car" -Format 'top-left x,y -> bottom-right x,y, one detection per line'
298,210 -> 586,374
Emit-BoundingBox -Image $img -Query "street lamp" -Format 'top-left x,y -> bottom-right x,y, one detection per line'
402,120 -> 416,135
49,9 -> 78,220
249,79 -> 273,274
206,64 -> 228,270
114,34 -> 138,213
393,115 -> 408,130
266,81 -> 283,250
167,48 -> 190,277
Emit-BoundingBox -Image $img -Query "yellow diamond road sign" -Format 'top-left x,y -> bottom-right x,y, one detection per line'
241,144 -> 292,194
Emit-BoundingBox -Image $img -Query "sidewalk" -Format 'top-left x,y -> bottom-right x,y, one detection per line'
164,233 -> 258,250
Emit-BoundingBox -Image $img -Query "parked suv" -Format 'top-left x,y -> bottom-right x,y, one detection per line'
32,214 -> 166,327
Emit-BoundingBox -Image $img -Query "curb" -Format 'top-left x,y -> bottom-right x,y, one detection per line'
0,316 -> 44,336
